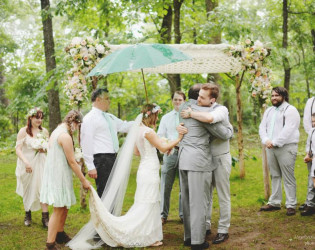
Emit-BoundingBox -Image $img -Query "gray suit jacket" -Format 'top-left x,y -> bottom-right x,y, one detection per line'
178,100 -> 233,172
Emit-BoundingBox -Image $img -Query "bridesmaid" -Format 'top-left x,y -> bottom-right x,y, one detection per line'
15,107 -> 49,227
40,110 -> 90,250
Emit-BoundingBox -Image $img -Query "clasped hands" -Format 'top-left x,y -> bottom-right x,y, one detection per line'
265,140 -> 273,149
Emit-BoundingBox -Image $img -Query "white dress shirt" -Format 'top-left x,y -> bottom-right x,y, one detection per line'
210,103 -> 229,124
157,109 -> 179,140
81,107 -> 134,171
303,97 -> 315,135
259,101 -> 300,147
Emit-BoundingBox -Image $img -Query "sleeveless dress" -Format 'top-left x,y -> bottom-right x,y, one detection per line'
40,124 -> 76,209
89,125 -> 163,248
16,134 -> 47,211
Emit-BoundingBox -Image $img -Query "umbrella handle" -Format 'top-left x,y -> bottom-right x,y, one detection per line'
141,69 -> 149,104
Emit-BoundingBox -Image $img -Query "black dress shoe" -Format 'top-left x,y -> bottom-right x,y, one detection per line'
299,203 -> 307,211
191,241 -> 209,250
184,238 -> 191,246
206,230 -> 211,236
301,206 -> 315,216
213,233 -> 229,244
93,233 -> 101,241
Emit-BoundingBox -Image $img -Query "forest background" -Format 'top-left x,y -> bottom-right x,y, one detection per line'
1,0 -> 315,249
1,0 -> 314,146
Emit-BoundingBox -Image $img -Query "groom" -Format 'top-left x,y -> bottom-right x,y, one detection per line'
81,88 -> 134,198
177,84 -> 233,250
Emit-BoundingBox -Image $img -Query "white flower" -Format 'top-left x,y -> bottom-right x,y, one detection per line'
72,37 -> 82,45
245,39 -> 251,45
74,147 -> 83,162
96,44 -> 105,54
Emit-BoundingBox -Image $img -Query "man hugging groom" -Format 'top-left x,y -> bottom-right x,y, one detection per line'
177,83 -> 233,250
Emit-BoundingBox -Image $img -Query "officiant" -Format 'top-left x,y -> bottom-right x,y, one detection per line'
81,88 -> 134,198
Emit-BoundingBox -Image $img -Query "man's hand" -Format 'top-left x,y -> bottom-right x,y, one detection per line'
176,123 -> 188,135
265,140 -> 273,149
88,169 -> 98,179
180,107 -> 192,119
304,154 -> 312,163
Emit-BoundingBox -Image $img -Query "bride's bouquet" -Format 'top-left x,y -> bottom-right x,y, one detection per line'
32,131 -> 48,152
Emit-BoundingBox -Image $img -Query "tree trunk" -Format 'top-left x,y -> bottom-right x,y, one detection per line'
311,29 -> 315,53
236,73 -> 245,179
301,45 -> 310,98
282,0 -> 291,93
0,57 -> 9,106
40,0 -> 61,133
159,5 -> 172,44
261,106 -> 270,200
205,0 -> 221,83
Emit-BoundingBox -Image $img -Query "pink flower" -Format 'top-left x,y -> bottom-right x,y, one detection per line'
81,40 -> 87,46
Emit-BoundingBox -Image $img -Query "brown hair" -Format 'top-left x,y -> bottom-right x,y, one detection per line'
201,82 -> 220,100
63,110 -> 83,141
141,104 -> 161,128
171,90 -> 186,101
26,108 -> 44,137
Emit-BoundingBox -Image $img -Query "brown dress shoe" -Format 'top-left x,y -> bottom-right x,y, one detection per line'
286,208 -> 296,216
260,204 -> 281,211
24,211 -> 31,226
42,212 -> 49,228
301,206 -> 315,216
161,218 -> 167,225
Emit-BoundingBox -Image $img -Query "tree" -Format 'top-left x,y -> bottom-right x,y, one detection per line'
40,0 -> 61,132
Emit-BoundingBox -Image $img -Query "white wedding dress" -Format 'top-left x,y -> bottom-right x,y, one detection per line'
88,124 -> 162,248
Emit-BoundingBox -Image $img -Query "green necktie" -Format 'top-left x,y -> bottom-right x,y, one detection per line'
268,107 -> 279,139
103,112 -> 119,152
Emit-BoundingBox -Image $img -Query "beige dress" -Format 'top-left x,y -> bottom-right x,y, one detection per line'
16,134 -> 47,211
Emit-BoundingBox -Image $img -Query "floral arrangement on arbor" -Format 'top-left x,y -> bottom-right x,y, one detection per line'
226,39 -> 272,107
64,37 -> 110,106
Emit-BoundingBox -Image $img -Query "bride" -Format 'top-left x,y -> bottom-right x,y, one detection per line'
67,103 -> 185,249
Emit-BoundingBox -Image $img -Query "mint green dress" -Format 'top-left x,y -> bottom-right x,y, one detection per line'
40,124 -> 76,209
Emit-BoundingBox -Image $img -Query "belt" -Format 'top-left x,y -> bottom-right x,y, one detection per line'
94,153 -> 117,157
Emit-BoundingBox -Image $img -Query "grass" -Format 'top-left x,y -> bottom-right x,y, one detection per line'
1,131 -> 315,249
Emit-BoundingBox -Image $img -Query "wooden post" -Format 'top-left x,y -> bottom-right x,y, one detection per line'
261,106 -> 271,200
235,72 -> 245,179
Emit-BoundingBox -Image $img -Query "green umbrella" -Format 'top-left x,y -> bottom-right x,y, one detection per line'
87,43 -> 191,103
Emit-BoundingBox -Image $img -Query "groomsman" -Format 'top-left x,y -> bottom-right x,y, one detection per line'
177,84 -> 233,250
259,87 -> 300,216
157,91 -> 186,224
300,96 -> 315,215
81,88 -> 134,198
181,83 -> 232,244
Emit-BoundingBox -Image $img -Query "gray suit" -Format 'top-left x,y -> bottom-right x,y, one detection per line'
205,103 -> 233,234
178,99 -> 233,244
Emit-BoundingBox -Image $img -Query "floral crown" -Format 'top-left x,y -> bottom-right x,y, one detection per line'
144,104 -> 162,118
27,107 -> 42,117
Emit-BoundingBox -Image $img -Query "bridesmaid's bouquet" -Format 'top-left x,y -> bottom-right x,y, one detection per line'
74,147 -> 83,163
32,131 -> 48,152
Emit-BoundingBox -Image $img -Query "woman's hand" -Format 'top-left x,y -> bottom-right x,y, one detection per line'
25,163 -> 32,173
82,178 -> 91,190
38,148 -> 46,153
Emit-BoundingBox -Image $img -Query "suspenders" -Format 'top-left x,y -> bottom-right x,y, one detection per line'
311,97 -> 315,116
309,129 -> 315,158
265,104 -> 290,133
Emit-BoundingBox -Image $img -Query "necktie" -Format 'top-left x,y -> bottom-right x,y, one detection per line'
268,107 -> 279,139
103,112 -> 119,152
